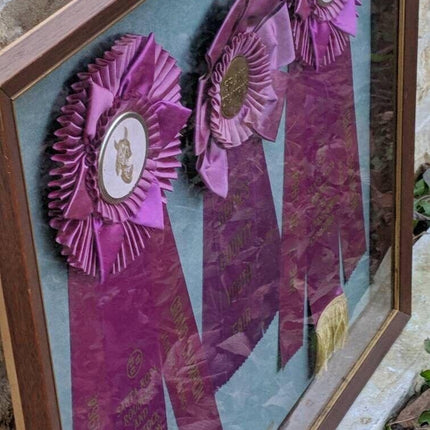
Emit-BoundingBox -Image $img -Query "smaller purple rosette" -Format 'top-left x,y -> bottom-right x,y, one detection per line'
195,0 -> 295,198
289,0 -> 361,69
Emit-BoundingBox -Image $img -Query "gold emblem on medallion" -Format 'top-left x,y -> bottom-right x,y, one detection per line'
114,127 -> 134,184
98,112 -> 148,205
220,56 -> 249,118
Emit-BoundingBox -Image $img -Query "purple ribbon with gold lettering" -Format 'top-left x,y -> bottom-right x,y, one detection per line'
279,0 -> 365,372
195,0 -> 295,387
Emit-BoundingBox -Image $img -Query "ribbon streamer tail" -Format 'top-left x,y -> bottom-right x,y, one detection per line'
203,139 -> 280,387
149,214 -> 223,429
280,50 -> 361,370
68,269 -> 111,429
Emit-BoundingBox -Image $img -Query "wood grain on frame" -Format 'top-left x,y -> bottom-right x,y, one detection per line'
0,89 -> 61,429
0,0 -> 145,99
396,0 -> 418,315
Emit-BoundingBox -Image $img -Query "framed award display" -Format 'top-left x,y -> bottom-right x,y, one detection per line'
0,0 -> 418,429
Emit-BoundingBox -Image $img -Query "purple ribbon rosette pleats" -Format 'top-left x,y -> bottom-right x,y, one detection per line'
195,0 -> 295,388
279,0 -> 366,372
49,34 -> 222,429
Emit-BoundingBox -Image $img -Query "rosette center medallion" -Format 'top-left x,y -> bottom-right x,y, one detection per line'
317,0 -> 335,7
98,112 -> 148,204
220,56 -> 249,119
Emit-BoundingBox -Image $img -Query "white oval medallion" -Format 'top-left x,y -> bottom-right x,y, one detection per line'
98,112 -> 148,204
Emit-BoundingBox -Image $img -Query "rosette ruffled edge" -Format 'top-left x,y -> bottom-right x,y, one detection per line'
208,32 -> 275,148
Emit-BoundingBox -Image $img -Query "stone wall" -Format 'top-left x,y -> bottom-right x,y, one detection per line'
0,344 -> 12,430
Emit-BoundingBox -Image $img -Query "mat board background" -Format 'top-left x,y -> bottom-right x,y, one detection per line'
10,1 -> 373,428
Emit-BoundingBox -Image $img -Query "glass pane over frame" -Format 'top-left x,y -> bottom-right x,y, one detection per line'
11,0 -> 397,428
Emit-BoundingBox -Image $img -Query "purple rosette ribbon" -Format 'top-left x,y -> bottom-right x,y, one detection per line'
195,0 -> 295,388
196,0 -> 295,197
49,33 -> 191,281
279,0 -> 366,372
290,0 -> 361,69
49,34 -> 222,429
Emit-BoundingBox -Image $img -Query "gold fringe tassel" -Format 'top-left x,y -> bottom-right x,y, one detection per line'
315,294 -> 348,374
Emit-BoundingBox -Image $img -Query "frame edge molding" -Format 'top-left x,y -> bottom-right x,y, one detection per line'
0,89 -> 61,429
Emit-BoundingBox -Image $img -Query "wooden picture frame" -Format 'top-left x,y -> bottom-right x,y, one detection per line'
0,1 -> 418,429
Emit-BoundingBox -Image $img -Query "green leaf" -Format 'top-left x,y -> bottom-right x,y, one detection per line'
418,410 -> 430,425
371,53 -> 393,63
415,179 -> 427,197
424,338 -> 430,354
423,169 -> 430,188
422,200 -> 430,216
421,370 -> 430,383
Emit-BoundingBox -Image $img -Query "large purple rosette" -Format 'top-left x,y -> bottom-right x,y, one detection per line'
49,34 -> 222,429
279,0 -> 366,372
195,0 -> 295,388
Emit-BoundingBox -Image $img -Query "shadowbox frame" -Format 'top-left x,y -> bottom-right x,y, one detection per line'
0,0 -> 418,428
